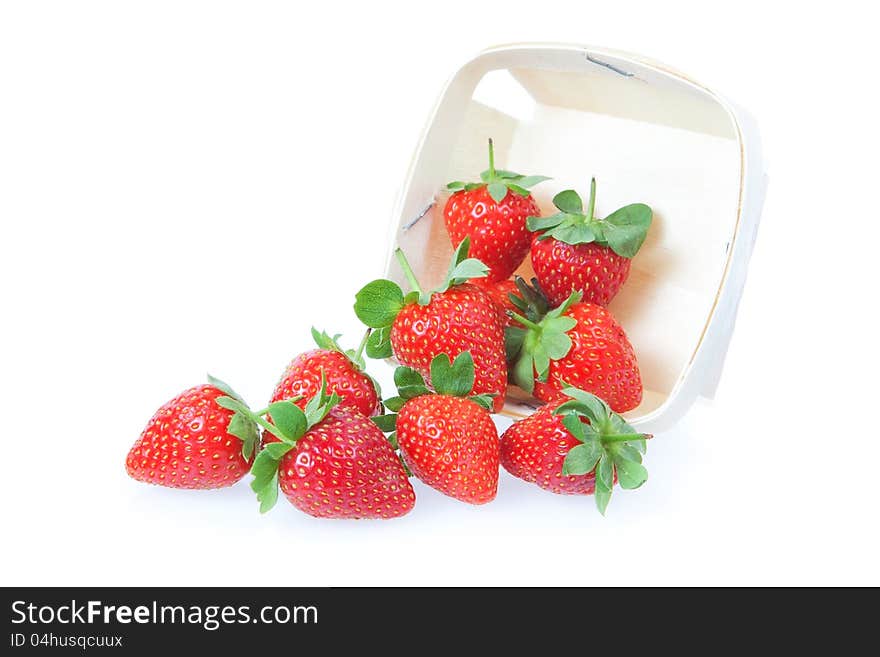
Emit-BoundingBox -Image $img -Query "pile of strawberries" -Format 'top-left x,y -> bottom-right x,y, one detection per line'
126,140 -> 653,517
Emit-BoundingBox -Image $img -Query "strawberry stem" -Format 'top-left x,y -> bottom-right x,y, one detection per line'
394,248 -> 423,295
354,328 -> 370,362
602,433 -> 652,443
488,138 -> 496,179
507,310 -> 542,331
247,410 -> 286,442
586,177 -> 597,223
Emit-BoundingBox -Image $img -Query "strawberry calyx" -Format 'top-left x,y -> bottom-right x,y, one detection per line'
553,386 -> 651,514
310,327 -> 383,400
218,377 -> 340,513
526,178 -> 652,258
505,278 -> 581,394
354,238 -> 490,357
310,327 -> 370,371
207,374 -> 260,462
370,351 -> 495,445
446,138 -> 550,204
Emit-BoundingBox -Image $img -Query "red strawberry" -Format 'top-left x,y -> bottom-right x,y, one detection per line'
243,385 -> 415,519
507,280 -> 642,413
444,139 -> 549,282
472,278 -> 519,328
355,238 -> 507,412
126,376 -> 258,489
380,352 -> 499,504
528,178 -> 652,307
270,328 -> 380,417
500,387 -> 650,514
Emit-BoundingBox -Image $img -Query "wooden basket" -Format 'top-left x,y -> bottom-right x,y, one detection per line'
383,43 -> 766,432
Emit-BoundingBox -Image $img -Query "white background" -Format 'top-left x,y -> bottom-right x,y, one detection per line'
2,1 -> 878,586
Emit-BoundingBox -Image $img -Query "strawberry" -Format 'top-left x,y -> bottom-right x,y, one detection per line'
376,352 -> 499,505
270,328 -> 380,418
229,383 -> 415,519
472,278 -> 520,328
354,238 -> 507,412
507,279 -> 642,413
528,178 -> 652,307
444,139 -> 549,282
126,376 -> 259,489
500,387 -> 650,514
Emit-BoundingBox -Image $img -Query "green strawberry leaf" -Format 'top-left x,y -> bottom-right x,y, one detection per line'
607,411 -> 640,438
540,322 -> 575,359
532,343 -> 551,383
630,437 -> 648,455
366,326 -> 392,359
397,383 -> 431,400
487,182 -> 509,203
251,449 -> 281,488
301,377 -> 340,428
527,212 -> 567,233
516,175 -> 552,189
554,400 -> 599,424
595,453 -> 614,515
255,471 -> 279,514
561,413 -> 588,442
394,365 -> 426,389
209,384 -> 259,459
553,189 -> 583,214
387,432 -> 399,450
469,394 -> 495,411
264,442 -> 293,459
383,396 -> 406,412
562,441 -> 603,476
446,181 -> 466,191
507,184 -> 530,197
250,442 -> 290,514
596,451 -> 614,491
512,349 -> 536,393
215,395 -> 250,415
595,483 -> 612,516
431,238 -> 490,297
510,292 -> 529,314
393,366 -> 431,400
613,454 -> 648,490
207,374 -> 245,403
447,258 -> 491,286
371,414 -> 398,433
430,351 -> 475,397
505,326 -> 526,362
559,387 -> 609,425
267,401 -> 307,442
611,442 -> 643,465
549,222 -> 596,245
354,279 -> 405,328
227,413 -> 259,461
310,327 -> 342,352
602,203 -> 652,258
